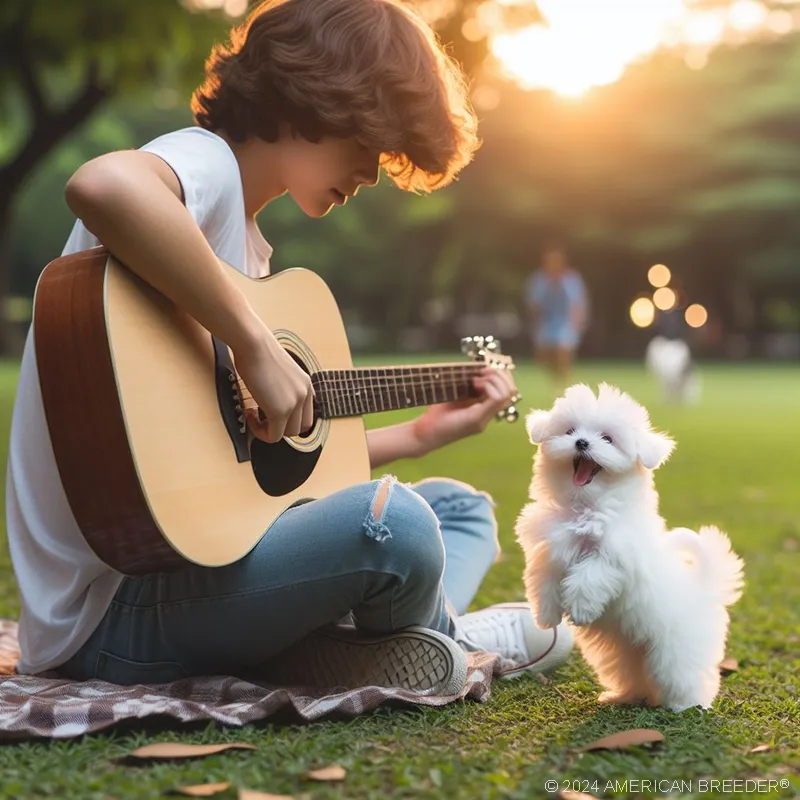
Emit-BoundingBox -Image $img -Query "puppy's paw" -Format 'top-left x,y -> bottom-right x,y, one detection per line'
598,690 -> 641,706
598,691 -> 626,705
567,601 -> 603,626
536,608 -> 563,629
666,702 -> 703,713
663,697 -> 706,713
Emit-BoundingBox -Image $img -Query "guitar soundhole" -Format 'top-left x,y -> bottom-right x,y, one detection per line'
249,349 -> 322,497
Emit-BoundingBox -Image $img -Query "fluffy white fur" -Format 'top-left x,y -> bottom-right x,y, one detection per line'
515,383 -> 744,712
645,336 -> 701,404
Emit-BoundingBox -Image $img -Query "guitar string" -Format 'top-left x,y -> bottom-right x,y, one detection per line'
235,366 -> 501,415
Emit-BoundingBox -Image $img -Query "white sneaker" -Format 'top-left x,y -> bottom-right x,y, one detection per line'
455,602 -> 573,679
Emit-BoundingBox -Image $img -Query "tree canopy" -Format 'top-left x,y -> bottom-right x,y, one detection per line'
3,1 -> 799,357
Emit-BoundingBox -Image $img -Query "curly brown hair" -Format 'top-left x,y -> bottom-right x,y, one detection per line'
191,0 -> 479,192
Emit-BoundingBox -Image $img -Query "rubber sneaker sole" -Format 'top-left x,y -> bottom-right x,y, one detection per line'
256,625 -> 469,696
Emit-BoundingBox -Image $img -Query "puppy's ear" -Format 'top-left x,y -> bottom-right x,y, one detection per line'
525,410 -> 551,444
637,430 -> 675,469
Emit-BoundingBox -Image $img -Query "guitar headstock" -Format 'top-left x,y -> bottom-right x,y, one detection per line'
460,335 -> 521,422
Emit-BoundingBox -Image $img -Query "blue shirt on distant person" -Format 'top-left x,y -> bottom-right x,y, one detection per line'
526,266 -> 588,350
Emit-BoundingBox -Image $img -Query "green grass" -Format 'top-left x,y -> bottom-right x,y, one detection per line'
0,360 -> 798,799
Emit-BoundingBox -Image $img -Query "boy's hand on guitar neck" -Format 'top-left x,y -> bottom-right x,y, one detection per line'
232,329 -> 315,444
410,366 -> 518,454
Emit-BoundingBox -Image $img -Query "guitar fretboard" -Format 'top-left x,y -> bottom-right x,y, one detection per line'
311,364 -> 484,418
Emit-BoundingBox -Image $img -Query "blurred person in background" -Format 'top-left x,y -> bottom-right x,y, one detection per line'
525,242 -> 589,389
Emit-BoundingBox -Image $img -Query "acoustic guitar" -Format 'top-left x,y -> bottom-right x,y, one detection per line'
33,248 -> 518,575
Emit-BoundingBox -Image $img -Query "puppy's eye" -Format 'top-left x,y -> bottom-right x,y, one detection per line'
566,428 -> 575,436
601,434 -> 613,444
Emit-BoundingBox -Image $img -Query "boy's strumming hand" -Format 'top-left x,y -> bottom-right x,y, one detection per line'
232,331 -> 315,444
409,366 -> 518,455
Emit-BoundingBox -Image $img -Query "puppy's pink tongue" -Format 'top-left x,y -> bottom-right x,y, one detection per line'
573,459 -> 596,487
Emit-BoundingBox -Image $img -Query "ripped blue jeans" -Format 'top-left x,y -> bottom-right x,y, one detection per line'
59,477 -> 501,684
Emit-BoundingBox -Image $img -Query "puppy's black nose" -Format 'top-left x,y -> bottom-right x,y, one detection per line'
575,438 -> 589,451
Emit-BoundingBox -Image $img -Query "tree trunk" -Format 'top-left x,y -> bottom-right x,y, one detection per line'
0,196 -> 18,356
0,64 -> 109,355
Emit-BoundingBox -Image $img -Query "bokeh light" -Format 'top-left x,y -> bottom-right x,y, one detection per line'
653,287 -> 677,311
630,297 -> 656,328
648,264 -> 672,288
685,303 -> 709,328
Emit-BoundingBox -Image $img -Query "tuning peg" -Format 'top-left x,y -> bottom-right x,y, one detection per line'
485,336 -> 502,353
461,335 -> 486,360
496,405 -> 519,423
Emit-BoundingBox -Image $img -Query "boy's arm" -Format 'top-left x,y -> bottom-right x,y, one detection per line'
366,422 -> 426,469
65,150 -> 313,444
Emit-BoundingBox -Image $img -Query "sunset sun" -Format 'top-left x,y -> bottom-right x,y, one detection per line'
490,0 -> 795,97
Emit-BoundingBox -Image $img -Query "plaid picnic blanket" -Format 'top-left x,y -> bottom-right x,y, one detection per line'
0,620 -> 502,740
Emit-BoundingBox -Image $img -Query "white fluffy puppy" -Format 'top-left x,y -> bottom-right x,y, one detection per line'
515,383 -> 744,712
645,336 -> 700,404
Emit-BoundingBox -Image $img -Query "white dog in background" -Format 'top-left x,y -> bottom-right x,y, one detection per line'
515,383 -> 744,712
645,336 -> 701,404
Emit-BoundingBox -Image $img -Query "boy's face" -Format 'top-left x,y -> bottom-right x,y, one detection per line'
281,135 -> 381,217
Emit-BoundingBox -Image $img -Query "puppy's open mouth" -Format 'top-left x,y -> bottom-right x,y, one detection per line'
573,455 -> 601,487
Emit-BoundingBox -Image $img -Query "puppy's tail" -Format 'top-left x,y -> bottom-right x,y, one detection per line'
670,525 -> 745,606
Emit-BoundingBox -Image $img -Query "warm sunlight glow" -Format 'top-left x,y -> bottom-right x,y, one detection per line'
648,264 -> 672,288
183,0 -> 247,16
653,287 -> 677,311
490,0 -> 797,96
685,304 -> 709,328
630,297 -> 656,328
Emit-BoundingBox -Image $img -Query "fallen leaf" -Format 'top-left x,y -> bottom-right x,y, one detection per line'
559,790 -> 599,800
720,658 -> 739,675
577,728 -> 664,752
129,742 -> 256,760
171,783 -> 232,797
238,791 -> 294,800
305,764 -> 347,782
749,744 -> 773,753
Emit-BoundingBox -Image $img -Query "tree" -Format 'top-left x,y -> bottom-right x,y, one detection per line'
0,0 -> 228,352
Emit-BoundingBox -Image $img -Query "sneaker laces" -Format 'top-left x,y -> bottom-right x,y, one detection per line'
456,610 -> 531,664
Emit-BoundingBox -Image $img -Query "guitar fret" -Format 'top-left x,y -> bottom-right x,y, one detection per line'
378,369 -> 387,412
333,369 -> 348,417
390,368 -> 399,411
345,371 -> 355,415
348,370 -> 358,415
373,369 -> 382,413
313,363 -> 492,419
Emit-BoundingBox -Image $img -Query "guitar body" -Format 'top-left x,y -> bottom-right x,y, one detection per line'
34,248 -> 370,575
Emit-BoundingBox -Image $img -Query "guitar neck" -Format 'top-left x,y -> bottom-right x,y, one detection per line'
311,363 -> 484,418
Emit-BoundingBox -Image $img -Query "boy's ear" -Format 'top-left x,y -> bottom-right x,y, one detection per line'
525,410 -> 551,445
637,430 -> 675,469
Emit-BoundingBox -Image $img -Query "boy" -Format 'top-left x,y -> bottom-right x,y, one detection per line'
7,0 -> 572,693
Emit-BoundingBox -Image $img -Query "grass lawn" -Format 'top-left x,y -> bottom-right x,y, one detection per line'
0,359 -> 798,799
